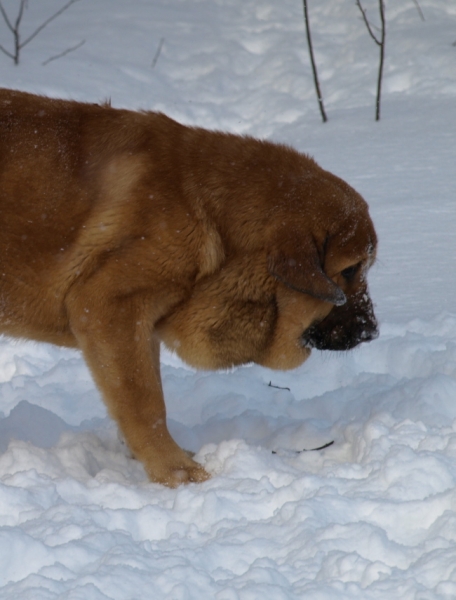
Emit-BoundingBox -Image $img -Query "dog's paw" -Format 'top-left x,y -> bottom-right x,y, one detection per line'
146,454 -> 210,487
167,463 -> 211,487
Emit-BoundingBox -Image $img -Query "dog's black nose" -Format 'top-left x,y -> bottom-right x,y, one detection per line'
301,298 -> 379,352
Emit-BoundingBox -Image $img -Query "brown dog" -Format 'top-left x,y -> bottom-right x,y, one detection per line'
0,89 -> 378,486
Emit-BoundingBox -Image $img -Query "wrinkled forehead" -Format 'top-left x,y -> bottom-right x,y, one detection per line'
308,169 -> 376,253
324,212 -> 377,274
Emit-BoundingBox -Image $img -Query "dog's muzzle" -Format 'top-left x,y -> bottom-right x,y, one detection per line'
302,289 -> 378,351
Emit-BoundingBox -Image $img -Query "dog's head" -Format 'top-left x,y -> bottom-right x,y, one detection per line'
158,155 -> 378,372
260,169 -> 378,368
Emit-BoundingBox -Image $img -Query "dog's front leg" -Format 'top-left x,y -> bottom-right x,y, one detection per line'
67,291 -> 209,487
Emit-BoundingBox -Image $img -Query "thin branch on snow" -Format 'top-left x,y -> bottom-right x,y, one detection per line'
268,381 -> 291,391
42,39 -> 85,66
412,0 -> 425,22
0,43 -> 13,60
0,0 -> 81,65
302,0 -> 327,123
356,0 -> 386,121
152,37 -> 165,68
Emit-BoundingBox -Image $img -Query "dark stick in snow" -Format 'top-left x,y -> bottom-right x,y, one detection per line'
356,0 -> 386,121
0,0 -> 81,65
302,0 -> 328,123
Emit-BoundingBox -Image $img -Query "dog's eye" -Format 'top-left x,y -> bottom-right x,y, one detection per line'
341,263 -> 360,282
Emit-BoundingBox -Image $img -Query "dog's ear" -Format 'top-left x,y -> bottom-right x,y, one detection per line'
268,234 -> 346,306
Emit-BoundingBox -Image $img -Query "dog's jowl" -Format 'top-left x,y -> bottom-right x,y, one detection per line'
0,89 -> 378,486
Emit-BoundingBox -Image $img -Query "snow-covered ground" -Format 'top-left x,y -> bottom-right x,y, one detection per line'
1,0 -> 456,597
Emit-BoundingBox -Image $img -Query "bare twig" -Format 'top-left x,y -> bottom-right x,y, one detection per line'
0,0 -> 26,63
0,43 -> 14,60
268,381 -> 291,391
42,39 -> 85,66
272,441 -> 335,454
302,0 -> 327,123
0,2 -> 14,32
0,0 -> 81,65
412,0 -> 425,22
151,37 -> 165,68
356,0 -> 386,121
357,0 -> 379,43
21,0 -> 81,48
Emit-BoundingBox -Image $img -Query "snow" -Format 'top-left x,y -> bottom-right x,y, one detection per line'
0,0 -> 456,597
